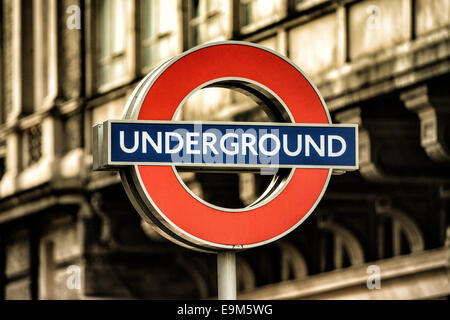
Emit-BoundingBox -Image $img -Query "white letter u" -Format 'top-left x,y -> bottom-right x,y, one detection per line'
120,131 -> 139,153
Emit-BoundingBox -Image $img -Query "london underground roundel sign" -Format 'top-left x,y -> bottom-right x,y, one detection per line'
93,41 -> 358,252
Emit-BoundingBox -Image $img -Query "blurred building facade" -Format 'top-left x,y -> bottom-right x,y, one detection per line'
0,0 -> 450,299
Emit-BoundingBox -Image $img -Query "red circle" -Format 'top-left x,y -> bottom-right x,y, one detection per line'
136,43 -> 330,246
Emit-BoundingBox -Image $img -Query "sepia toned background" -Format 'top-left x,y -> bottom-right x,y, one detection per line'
0,0 -> 449,299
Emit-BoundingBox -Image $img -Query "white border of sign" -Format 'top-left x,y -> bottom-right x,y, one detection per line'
99,119 -> 359,170
93,41 -> 358,252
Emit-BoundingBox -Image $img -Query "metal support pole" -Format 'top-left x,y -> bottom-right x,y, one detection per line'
217,251 -> 237,300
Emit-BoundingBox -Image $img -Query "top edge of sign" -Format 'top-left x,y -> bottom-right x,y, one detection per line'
106,119 -> 358,128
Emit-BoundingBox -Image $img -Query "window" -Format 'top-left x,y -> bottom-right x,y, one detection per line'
33,0 -> 57,109
21,125 -> 42,168
186,0 -> 226,48
97,0 -> 133,91
141,0 -> 178,71
240,0 -> 283,32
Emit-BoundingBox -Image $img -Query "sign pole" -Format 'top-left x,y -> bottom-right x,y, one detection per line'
217,251 -> 237,300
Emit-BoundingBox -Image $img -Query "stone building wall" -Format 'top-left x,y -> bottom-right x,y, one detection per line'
0,0 -> 449,299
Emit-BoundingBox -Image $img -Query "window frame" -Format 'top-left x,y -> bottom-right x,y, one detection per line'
91,0 -> 135,94
139,0 -> 179,74
239,0 -> 287,35
185,0 -> 227,49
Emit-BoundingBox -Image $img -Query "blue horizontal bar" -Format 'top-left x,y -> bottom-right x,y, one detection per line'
108,121 -> 358,169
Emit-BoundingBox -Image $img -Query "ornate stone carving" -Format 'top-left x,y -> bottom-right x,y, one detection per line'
335,103 -> 450,183
401,84 -> 450,162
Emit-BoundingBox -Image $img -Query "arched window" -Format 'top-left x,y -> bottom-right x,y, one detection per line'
376,200 -> 424,258
276,240 -> 308,281
318,218 -> 365,271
